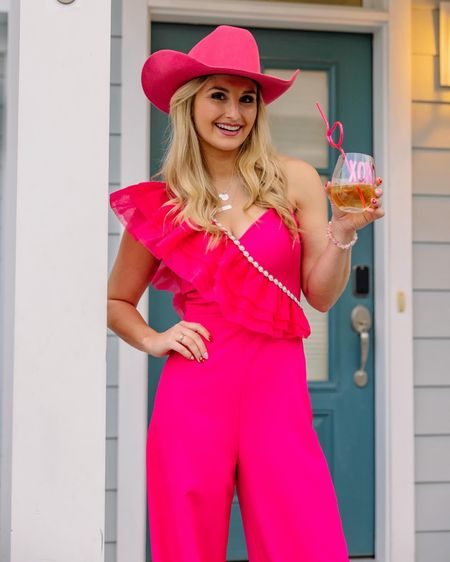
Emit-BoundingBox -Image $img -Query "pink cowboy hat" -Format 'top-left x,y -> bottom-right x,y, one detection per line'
141,25 -> 300,114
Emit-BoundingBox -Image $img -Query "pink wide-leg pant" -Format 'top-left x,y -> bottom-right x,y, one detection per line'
146,306 -> 350,562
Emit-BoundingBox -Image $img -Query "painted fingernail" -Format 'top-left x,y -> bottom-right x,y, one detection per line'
190,355 -> 195,360
372,198 -> 377,204
203,352 -> 209,360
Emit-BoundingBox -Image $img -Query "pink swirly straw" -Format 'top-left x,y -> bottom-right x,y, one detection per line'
315,101 -> 347,160
315,101 -> 366,208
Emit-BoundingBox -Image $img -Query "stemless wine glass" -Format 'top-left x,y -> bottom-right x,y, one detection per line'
329,152 -> 377,213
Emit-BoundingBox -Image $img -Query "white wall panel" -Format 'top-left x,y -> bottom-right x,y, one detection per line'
415,387 -> 450,434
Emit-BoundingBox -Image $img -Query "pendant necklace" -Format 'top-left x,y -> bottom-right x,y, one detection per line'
216,175 -> 239,213
218,190 -> 232,212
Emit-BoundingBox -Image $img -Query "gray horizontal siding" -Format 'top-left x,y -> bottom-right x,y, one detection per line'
416,484 -> 450,530
412,4 -> 450,561
105,543 -> 117,562
415,388 -> 450,434
109,135 -> 121,185
413,244 -> 450,289
106,0 -> 121,560
415,436 -> 450,481
110,85 -> 120,136
412,197 -> 450,242
0,15 -> 6,503
412,103 -> 450,148
414,339 -> 450,386
412,55 -> 450,104
416,532 -> 450,562
413,293 -> 450,338
412,151 -> 450,194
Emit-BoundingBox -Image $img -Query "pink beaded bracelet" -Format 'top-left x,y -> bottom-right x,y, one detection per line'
326,221 -> 358,250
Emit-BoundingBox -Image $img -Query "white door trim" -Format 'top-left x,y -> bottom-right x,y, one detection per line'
116,2 -> 151,562
119,2 -> 414,561
149,0 -> 389,30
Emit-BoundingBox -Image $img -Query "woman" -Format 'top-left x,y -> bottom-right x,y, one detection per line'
108,25 -> 384,562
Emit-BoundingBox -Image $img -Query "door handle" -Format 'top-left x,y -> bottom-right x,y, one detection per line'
351,305 -> 372,388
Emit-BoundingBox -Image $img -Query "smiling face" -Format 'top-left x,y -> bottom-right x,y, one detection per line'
192,74 -> 258,158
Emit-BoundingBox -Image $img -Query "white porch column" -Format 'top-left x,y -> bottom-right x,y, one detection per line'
0,1 -> 111,561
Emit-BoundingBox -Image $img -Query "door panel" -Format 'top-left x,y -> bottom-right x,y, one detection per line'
147,23 -> 374,560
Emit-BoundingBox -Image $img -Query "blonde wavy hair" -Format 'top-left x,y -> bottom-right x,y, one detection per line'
152,74 -> 300,252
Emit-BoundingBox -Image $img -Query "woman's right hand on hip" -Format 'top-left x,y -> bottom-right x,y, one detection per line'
144,320 -> 212,363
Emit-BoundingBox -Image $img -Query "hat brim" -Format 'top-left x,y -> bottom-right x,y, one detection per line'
141,50 -> 300,113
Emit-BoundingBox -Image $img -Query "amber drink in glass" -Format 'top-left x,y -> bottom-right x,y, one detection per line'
329,152 -> 376,213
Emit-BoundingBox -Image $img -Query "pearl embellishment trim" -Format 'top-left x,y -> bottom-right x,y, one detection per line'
212,218 -> 302,308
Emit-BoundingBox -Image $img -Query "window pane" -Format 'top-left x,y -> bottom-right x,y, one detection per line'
265,68 -> 329,169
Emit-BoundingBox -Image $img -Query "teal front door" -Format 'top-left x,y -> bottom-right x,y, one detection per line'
147,23 -> 374,561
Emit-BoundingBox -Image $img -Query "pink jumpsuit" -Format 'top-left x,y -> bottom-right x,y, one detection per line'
110,181 -> 350,562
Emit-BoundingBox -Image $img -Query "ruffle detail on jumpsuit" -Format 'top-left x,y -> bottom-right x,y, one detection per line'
110,181 -> 311,340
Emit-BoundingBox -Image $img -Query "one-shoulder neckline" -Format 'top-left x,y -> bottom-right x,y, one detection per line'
225,208 -> 273,241
149,181 -> 274,240
147,182 -> 295,241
